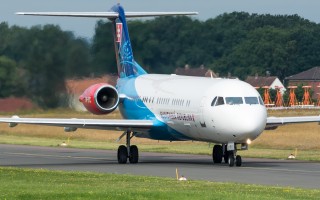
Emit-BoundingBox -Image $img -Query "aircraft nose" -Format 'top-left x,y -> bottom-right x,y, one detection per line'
233,107 -> 267,139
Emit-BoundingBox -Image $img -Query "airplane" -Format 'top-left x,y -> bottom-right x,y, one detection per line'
0,3 -> 320,167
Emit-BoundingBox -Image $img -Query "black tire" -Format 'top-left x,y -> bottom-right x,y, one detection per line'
228,154 -> 235,167
223,146 -> 229,164
117,145 -> 128,164
212,145 -> 223,164
129,145 -> 139,164
236,155 -> 242,167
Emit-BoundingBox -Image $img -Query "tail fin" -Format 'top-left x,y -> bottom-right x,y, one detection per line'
16,4 -> 197,78
111,4 -> 146,78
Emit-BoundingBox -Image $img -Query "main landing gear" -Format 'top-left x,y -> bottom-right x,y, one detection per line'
117,130 -> 139,164
212,144 -> 242,167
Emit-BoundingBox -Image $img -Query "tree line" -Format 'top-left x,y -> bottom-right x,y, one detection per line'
1,12 -> 320,108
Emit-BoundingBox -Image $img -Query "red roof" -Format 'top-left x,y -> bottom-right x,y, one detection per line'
175,66 -> 217,77
245,76 -> 278,87
286,67 -> 320,80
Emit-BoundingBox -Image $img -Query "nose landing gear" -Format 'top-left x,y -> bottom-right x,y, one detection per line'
212,143 -> 242,167
226,152 -> 242,167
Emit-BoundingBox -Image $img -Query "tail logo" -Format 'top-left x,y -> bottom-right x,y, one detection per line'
116,23 -> 123,43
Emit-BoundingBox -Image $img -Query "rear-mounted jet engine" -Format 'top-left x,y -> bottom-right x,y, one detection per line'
79,83 -> 119,115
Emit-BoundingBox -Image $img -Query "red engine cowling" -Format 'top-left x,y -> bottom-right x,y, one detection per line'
79,83 -> 119,115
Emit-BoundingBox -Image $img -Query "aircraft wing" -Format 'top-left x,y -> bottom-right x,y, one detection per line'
266,116 -> 320,129
0,117 -> 154,132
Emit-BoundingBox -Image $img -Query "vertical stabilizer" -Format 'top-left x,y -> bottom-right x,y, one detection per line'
111,4 -> 147,78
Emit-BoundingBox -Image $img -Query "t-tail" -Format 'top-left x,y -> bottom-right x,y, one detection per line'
16,4 -> 198,78
110,4 -> 146,78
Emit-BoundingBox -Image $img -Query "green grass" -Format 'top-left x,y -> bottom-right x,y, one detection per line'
0,167 -> 319,200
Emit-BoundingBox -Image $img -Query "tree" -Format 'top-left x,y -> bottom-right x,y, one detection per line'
0,56 -> 23,97
91,20 -> 116,75
65,38 -> 91,77
25,25 -> 70,108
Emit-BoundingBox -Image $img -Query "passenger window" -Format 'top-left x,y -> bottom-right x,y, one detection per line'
211,97 -> 217,106
216,97 -> 225,106
245,97 -> 259,105
225,97 -> 243,105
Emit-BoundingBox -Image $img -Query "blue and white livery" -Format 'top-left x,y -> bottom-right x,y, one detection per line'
1,4 -> 320,167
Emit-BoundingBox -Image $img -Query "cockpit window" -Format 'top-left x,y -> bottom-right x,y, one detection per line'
211,97 -> 217,106
216,97 -> 225,106
225,97 -> 243,105
245,97 -> 259,105
258,96 -> 264,105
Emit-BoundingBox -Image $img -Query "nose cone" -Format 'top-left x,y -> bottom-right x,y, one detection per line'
205,78 -> 268,142
233,107 -> 267,140
214,106 -> 267,142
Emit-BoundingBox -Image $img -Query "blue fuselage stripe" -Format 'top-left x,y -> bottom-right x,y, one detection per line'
117,77 -> 192,141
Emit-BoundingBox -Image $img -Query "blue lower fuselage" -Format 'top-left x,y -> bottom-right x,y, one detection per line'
116,76 -> 192,141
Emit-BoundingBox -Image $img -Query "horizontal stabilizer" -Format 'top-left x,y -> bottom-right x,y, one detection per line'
15,11 -> 198,19
15,12 -> 119,18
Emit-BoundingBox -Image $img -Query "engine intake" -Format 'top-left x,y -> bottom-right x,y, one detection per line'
79,83 -> 119,115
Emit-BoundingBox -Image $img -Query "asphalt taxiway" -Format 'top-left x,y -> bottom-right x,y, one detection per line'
0,144 -> 319,189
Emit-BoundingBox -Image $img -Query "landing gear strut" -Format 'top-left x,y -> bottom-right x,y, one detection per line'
117,130 -> 139,164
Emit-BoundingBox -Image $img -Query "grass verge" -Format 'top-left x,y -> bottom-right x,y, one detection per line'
0,167 -> 319,200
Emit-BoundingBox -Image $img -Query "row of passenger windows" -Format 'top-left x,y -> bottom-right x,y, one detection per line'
211,96 -> 264,106
141,96 -> 191,107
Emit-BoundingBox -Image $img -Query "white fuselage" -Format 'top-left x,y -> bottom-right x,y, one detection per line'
119,74 -> 267,144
